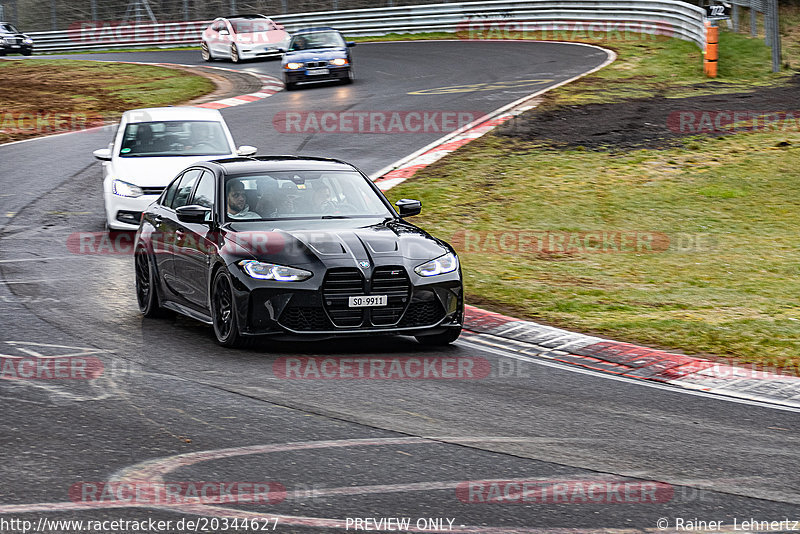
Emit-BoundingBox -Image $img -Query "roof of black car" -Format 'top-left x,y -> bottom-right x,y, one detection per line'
209,156 -> 357,173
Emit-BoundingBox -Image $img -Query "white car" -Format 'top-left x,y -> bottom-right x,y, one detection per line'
201,14 -> 290,63
93,107 -> 256,230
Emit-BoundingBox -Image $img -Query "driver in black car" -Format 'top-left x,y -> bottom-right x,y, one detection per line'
226,180 -> 260,220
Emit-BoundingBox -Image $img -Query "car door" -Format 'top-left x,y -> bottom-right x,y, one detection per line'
172,169 -> 217,309
148,174 -> 183,292
161,168 -> 203,299
209,20 -> 227,55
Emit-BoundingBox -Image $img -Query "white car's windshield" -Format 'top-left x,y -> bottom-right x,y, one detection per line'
229,19 -> 275,33
224,171 -> 393,222
119,121 -> 231,158
1,23 -> 19,33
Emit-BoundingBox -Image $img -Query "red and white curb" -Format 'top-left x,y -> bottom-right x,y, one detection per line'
463,306 -> 800,408
369,45 -> 800,407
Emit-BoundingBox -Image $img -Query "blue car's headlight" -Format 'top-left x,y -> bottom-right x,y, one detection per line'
238,260 -> 312,281
414,252 -> 458,277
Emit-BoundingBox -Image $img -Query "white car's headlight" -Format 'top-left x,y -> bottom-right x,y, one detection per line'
238,260 -> 312,281
285,62 -> 303,69
414,252 -> 459,277
330,58 -> 348,66
23,37 -> 33,44
112,179 -> 144,198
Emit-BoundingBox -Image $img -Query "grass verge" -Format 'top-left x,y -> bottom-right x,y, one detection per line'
387,30 -> 800,373
0,59 -> 214,144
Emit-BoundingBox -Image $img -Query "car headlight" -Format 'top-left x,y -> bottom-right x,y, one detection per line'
330,58 -> 348,66
112,179 -> 144,198
285,62 -> 303,69
238,260 -> 312,281
414,252 -> 459,277
23,37 -> 33,44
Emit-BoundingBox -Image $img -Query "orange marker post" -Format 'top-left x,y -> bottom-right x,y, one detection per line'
705,22 -> 718,77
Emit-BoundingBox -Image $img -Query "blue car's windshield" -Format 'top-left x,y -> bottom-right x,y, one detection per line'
289,31 -> 345,51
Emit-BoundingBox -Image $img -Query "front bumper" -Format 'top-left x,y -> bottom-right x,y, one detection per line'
284,66 -> 350,85
228,264 -> 463,339
104,192 -> 159,230
237,44 -> 284,59
0,43 -> 32,54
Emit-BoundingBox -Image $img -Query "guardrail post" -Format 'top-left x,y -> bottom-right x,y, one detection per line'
704,21 -> 718,77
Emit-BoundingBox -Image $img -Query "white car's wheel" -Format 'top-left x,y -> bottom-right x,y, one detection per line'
201,41 -> 212,62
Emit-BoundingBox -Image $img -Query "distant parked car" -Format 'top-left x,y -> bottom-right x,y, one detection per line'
201,14 -> 289,63
0,22 -> 33,56
281,27 -> 355,90
92,106 -> 257,231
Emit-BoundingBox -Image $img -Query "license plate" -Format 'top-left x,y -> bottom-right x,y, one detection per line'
307,68 -> 329,76
348,295 -> 387,308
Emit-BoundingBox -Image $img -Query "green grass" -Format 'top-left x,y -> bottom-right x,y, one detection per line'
0,59 -> 214,143
387,28 -> 800,373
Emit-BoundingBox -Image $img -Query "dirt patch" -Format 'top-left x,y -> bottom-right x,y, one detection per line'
498,75 -> 800,150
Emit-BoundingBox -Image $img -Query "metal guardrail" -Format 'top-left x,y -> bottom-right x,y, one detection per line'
27,0 -> 707,53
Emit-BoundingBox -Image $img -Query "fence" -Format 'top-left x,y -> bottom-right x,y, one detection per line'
8,0 -> 707,53
726,0 -> 781,71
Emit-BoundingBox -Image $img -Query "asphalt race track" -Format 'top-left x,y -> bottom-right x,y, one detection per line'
0,42 -> 798,533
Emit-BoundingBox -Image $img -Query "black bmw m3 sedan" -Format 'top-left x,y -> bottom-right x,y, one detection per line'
133,156 -> 463,347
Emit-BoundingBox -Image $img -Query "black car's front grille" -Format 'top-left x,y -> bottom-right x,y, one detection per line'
398,300 -> 446,328
305,61 -> 327,69
280,306 -> 330,331
141,186 -> 165,196
322,268 -> 365,327
369,266 -> 410,326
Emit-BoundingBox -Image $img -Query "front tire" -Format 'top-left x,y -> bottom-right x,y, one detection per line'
134,247 -> 168,318
211,269 -> 248,347
415,327 -> 462,346
21,49 -> 32,57
201,42 -> 212,61
230,44 -> 240,63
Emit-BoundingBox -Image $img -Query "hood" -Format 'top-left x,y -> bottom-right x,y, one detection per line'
236,32 -> 288,45
283,47 -> 347,62
110,154 -> 231,187
222,218 -> 449,266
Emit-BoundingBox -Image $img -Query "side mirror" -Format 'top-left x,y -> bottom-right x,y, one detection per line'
347,41 -> 356,47
395,199 -> 421,217
237,145 -> 257,156
176,205 -> 212,224
93,148 -> 112,161
276,23 -> 285,30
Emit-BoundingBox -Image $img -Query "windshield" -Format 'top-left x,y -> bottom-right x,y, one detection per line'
118,120 -> 231,157
290,31 -> 345,51
1,24 -> 19,33
224,171 -> 393,222
229,19 -> 276,34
